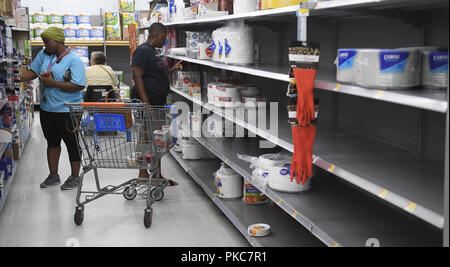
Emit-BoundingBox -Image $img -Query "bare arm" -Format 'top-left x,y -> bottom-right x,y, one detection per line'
20,70 -> 38,82
132,66 -> 150,104
41,72 -> 84,93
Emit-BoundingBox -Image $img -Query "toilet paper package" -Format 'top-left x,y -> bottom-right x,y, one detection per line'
64,27 -> 77,41
354,49 -> 421,89
422,51 -> 448,88
233,0 -> 258,14
76,27 -> 91,40
90,27 -> 104,40
77,14 -> 91,25
48,14 -> 63,25
337,49 -> 358,84
63,14 -> 77,25
32,13 -> 48,24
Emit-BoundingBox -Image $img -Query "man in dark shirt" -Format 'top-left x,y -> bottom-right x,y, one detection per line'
131,22 -> 182,182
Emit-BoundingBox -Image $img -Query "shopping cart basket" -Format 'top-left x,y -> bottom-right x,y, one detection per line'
67,101 -> 172,228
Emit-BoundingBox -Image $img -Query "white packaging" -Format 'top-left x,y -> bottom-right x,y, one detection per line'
222,22 -> 254,65
422,51 -> 448,88
182,143 -> 204,160
170,47 -> 188,56
199,10 -> 228,18
354,49 -> 421,89
336,49 -> 358,84
153,130 -> 170,153
238,85 -> 260,97
215,163 -> 243,199
190,112 -> 203,137
90,27 -> 104,40
179,71 -> 201,91
198,42 -> 213,60
248,224 -> 271,237
76,26 -> 91,41
233,0 -> 258,14
267,163 -> 312,193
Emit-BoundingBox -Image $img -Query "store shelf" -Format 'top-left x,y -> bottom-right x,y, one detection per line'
11,27 -> 29,32
168,57 -> 447,113
190,135 -> 442,247
0,165 -> 17,213
30,41 -> 130,47
162,0 -> 448,26
169,148 -> 325,247
171,87 -> 445,229
314,72 -> 448,114
0,142 -> 8,157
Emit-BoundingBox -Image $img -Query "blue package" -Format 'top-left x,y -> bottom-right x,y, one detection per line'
429,51 -> 449,73
379,51 -> 410,73
63,15 -> 77,25
77,15 -> 90,25
338,49 -> 358,70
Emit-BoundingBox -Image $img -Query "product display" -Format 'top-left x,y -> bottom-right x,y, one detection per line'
421,50 -> 448,88
248,224 -> 271,237
215,162 -> 243,199
234,0 -> 258,14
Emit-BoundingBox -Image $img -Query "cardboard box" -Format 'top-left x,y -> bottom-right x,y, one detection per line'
12,143 -> 20,161
119,0 -> 135,13
122,26 -> 129,41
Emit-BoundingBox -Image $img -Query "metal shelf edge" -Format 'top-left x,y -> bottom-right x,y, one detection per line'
169,147 -> 263,247
170,87 -> 445,229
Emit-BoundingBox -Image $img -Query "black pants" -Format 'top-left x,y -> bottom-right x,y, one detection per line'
130,87 -> 167,105
40,110 -> 81,162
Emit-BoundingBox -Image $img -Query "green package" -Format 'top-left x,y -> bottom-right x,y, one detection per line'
120,0 -> 134,13
105,12 -> 120,26
121,13 -> 135,26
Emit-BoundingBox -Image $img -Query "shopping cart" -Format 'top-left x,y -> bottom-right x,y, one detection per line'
66,101 -> 172,228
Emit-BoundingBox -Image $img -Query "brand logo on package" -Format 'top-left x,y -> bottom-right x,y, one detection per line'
219,41 -> 223,58
379,51 -> 409,73
217,87 -> 226,92
338,50 -> 357,70
225,39 -> 231,58
429,52 -> 449,73
280,168 -> 290,176
219,97 -> 232,102
209,41 -> 216,55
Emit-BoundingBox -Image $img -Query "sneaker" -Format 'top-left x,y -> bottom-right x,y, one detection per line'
60,176 -> 80,191
40,174 -> 61,188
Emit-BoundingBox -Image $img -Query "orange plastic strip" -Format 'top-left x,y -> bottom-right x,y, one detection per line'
80,102 -> 126,107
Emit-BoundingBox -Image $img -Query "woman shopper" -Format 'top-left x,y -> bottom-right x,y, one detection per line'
131,22 -> 182,185
20,27 -> 86,190
85,51 -> 119,89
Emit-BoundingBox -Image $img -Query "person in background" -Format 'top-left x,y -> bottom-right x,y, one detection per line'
131,22 -> 183,185
19,27 -> 86,190
85,51 -> 119,89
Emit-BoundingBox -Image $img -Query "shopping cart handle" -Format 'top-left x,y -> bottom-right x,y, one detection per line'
65,102 -> 148,107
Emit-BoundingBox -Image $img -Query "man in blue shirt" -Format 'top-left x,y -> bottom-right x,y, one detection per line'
20,27 -> 86,190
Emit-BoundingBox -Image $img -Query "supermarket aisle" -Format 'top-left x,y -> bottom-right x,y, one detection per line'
0,114 -> 248,247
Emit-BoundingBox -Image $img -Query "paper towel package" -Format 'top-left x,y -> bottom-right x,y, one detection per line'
337,49 -> 358,84
69,46 -> 89,58
354,49 -> 421,89
105,12 -> 120,27
234,0 -> 258,14
422,51 -> 448,88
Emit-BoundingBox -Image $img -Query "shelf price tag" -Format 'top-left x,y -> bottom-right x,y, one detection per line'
405,202 -> 417,213
378,189 -> 389,199
328,164 -> 336,172
297,8 -> 310,16
292,210 -> 298,218
332,242 -> 341,247
277,199 -> 283,205
334,84 -> 341,91
375,90 -> 384,99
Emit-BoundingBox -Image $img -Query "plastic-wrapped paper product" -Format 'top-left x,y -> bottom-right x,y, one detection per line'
422,50 -> 448,89
211,28 -> 222,62
90,27 -> 104,41
169,47 -> 188,56
233,0 -> 258,14
336,49 -> 358,84
354,49 -> 421,89
223,22 -> 254,65
198,42 -> 213,59
238,85 -> 260,97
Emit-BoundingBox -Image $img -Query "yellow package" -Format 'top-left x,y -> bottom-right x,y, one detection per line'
261,0 -> 305,10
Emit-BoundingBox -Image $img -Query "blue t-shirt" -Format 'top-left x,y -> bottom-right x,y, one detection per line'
30,49 -> 86,113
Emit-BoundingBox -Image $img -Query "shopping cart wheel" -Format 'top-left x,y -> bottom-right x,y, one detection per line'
144,208 -> 153,228
123,186 -> 137,201
150,188 -> 164,201
74,206 -> 84,226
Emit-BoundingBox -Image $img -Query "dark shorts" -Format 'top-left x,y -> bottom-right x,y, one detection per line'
40,110 -> 81,162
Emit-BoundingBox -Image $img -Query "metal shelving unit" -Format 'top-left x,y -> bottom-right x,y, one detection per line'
171,87 -> 445,229
167,56 -> 448,114
30,40 -> 130,47
0,165 -> 17,212
166,0 -> 448,246
169,148 -> 325,247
